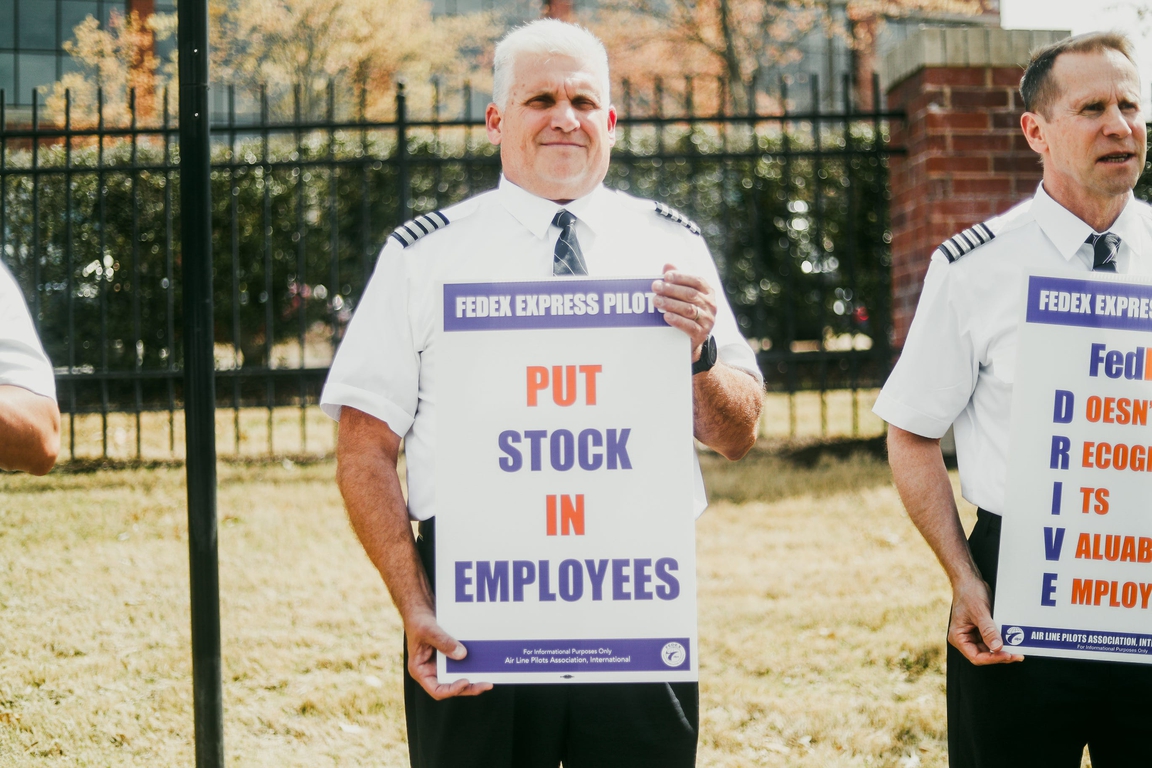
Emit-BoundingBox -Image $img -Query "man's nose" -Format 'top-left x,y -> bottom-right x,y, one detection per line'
1102,104 -> 1134,138
550,102 -> 580,132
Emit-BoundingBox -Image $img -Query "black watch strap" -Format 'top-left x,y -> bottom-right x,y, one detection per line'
691,335 -> 718,375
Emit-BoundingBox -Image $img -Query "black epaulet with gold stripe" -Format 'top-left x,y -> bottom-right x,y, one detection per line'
937,221 -> 995,263
654,202 -> 701,236
389,210 -> 450,248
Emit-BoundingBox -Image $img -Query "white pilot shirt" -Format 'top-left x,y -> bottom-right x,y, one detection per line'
0,262 -> 56,401
874,183 -> 1152,515
321,176 -> 762,521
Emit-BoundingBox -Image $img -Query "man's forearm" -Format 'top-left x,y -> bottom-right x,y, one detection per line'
692,364 -> 763,460
888,424 -> 1018,663
0,385 -> 60,475
336,408 -> 433,621
887,425 -> 980,587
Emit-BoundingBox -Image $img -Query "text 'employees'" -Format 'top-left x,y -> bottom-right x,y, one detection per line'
454,557 -> 681,603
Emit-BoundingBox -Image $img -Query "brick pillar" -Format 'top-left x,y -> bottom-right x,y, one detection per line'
882,28 -> 1068,347
126,0 -> 158,120
543,0 -> 574,20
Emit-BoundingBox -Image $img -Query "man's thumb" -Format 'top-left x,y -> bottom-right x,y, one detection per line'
980,619 -> 1003,652
428,626 -> 467,660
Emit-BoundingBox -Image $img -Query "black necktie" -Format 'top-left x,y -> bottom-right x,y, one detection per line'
1087,232 -> 1120,272
552,210 -> 587,276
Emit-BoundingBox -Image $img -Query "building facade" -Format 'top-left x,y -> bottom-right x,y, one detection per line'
0,0 -> 175,108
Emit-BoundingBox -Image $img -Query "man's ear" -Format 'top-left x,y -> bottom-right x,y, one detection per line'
486,103 -> 503,146
1021,111 -> 1048,155
606,105 -> 617,147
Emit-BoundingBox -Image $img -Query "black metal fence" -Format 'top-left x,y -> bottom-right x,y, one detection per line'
0,74 -> 902,461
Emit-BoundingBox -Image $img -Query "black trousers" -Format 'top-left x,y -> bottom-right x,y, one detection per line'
404,519 -> 699,768
948,510 -> 1152,767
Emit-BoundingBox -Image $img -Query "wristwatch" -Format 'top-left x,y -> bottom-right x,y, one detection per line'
691,335 -> 717,375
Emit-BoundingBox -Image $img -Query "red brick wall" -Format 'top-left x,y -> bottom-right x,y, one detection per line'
544,0 -> 574,20
126,0 -> 155,18
887,65 -> 1042,346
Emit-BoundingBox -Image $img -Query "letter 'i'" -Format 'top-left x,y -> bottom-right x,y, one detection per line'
546,495 -> 557,536
1051,482 -> 1062,515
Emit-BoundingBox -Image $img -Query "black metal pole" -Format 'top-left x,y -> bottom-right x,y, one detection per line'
396,83 -> 410,216
177,1 -> 224,766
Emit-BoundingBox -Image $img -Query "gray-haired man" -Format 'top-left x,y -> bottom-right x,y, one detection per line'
321,18 -> 764,768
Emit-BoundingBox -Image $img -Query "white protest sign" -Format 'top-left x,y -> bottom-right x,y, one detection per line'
434,277 -> 699,684
996,272 -> 1152,663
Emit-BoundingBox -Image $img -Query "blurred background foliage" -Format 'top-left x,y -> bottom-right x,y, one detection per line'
2,112 -> 890,397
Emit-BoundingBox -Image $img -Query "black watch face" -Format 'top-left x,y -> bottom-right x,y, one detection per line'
694,336 -> 717,373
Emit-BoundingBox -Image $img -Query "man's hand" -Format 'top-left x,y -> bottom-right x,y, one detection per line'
652,263 -> 715,361
0,385 -> 60,475
405,606 -> 493,700
949,575 -> 1023,665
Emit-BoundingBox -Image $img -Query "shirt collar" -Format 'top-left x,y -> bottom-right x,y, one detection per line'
1032,181 -> 1139,261
497,175 -> 612,239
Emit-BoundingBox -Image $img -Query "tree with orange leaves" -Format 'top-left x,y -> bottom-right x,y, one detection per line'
46,0 -> 497,126
45,10 -> 173,127
586,0 -> 995,113
210,0 -> 498,119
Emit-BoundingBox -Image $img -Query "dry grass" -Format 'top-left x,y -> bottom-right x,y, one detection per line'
696,450 -> 966,768
759,389 -> 886,442
59,407 -> 338,463
0,449 -> 990,767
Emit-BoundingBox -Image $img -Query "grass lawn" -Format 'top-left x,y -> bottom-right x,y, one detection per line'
0,447 -> 982,766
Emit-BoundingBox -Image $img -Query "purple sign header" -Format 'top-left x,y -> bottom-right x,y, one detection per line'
1026,275 -> 1152,332
443,278 -> 667,332
446,637 -> 692,674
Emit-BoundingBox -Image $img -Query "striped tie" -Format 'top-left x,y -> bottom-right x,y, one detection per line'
1087,232 -> 1120,272
552,210 -> 587,276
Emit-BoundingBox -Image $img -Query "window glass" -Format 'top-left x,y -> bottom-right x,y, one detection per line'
61,2 -> 100,45
0,0 -> 14,48
0,53 -> 14,102
154,36 -> 175,65
18,0 -> 58,50
16,52 -> 57,104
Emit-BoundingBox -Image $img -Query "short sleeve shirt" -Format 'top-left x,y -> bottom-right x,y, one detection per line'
321,177 -> 762,521
874,184 -> 1152,514
0,262 -> 56,401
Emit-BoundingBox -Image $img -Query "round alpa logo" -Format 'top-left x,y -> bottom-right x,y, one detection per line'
661,642 -> 686,668
1005,627 -> 1025,646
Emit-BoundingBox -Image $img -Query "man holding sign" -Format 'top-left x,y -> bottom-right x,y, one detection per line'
321,19 -> 763,768
876,33 -> 1152,766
